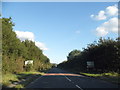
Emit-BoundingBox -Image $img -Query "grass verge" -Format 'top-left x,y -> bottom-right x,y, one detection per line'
59,68 -> 120,85
2,71 -> 45,88
80,72 -> 120,85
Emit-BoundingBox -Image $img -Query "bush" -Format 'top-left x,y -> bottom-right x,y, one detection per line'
25,64 -> 33,72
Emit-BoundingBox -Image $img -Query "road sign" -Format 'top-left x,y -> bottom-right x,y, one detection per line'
87,61 -> 94,68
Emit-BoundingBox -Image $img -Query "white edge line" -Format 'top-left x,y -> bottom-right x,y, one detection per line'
65,76 -> 72,82
25,75 -> 44,88
76,85 -> 83,90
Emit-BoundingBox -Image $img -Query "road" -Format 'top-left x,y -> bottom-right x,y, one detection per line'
26,68 -> 119,89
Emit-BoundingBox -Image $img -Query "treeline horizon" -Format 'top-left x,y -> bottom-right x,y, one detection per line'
1,17 -> 120,74
2,17 -> 52,74
58,37 -> 120,73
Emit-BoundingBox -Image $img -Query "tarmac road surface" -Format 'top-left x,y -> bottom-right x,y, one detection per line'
26,68 -> 119,89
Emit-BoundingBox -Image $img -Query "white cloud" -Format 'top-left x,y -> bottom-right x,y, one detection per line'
15,31 -> 35,41
91,4 -> 118,37
91,4 -> 118,20
95,17 -> 118,36
106,4 -> 118,16
96,27 -> 108,36
15,30 -> 48,51
103,17 -> 118,33
35,41 -> 48,51
91,10 -> 107,20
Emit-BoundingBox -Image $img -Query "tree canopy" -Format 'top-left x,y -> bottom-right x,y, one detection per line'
2,17 -> 52,74
58,37 -> 120,73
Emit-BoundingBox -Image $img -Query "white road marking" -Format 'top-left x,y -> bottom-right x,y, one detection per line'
65,76 -> 83,90
65,76 -> 71,82
76,85 -> 83,90
26,75 -> 44,87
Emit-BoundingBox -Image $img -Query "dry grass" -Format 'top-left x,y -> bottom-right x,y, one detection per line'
2,71 -> 45,88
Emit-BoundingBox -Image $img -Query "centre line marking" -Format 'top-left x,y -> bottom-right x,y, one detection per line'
64,76 -> 83,90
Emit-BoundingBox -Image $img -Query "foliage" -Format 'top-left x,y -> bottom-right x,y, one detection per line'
2,73 -> 19,86
67,49 -> 81,61
58,37 -> 120,73
18,71 -> 45,75
25,64 -> 33,72
2,17 -> 52,74
2,71 -> 44,88
80,72 -> 120,84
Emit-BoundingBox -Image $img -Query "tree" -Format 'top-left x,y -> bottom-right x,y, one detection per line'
67,49 -> 81,61
58,37 -> 119,73
2,17 -> 52,74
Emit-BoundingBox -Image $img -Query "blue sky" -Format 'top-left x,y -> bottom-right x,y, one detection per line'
2,2 -> 118,64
